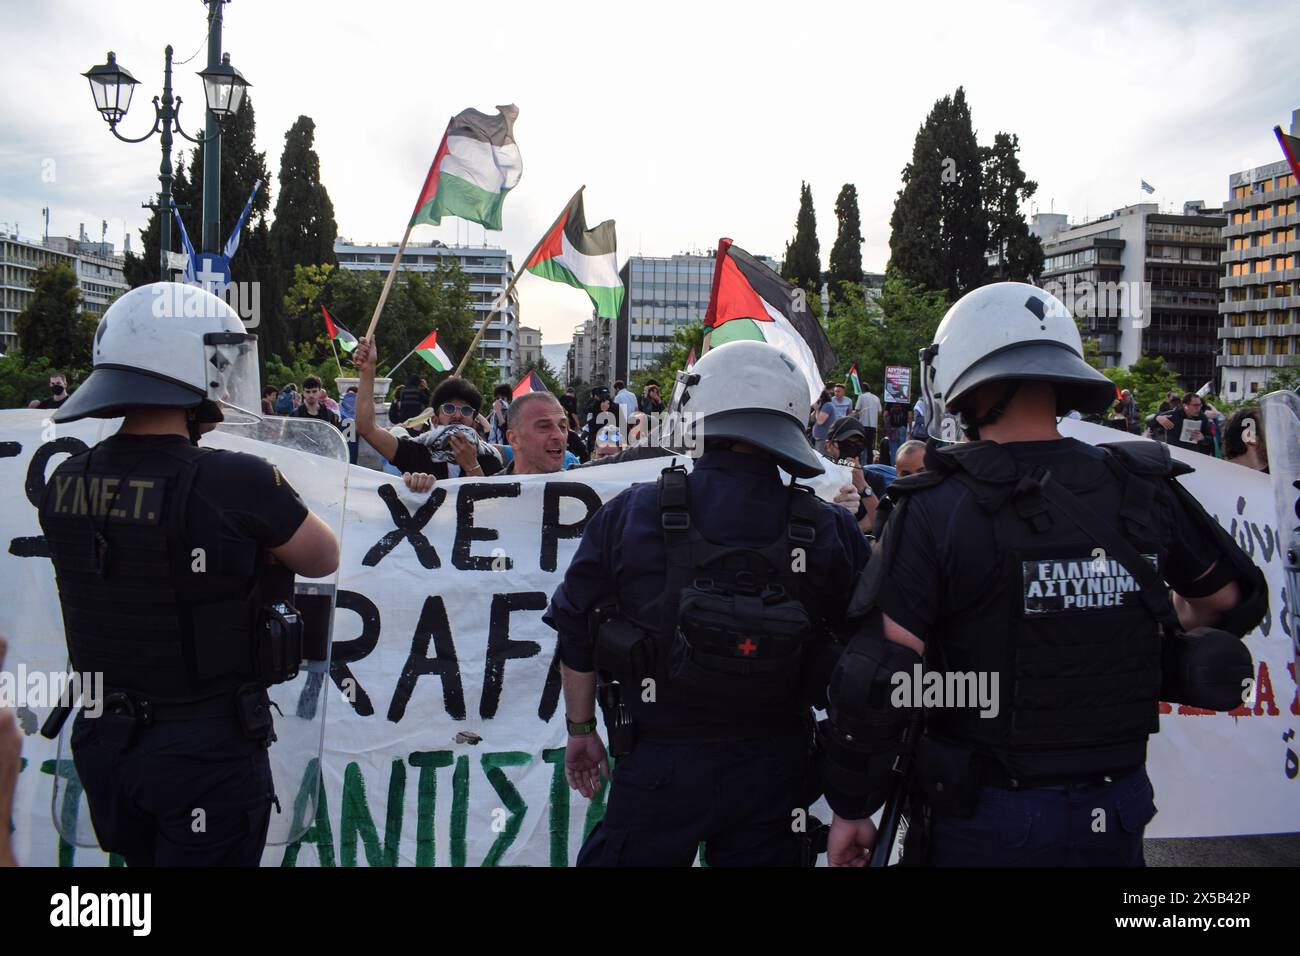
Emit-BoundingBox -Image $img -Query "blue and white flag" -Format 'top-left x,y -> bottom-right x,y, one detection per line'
222,179 -> 262,260
1140,179 -> 1155,195
169,198 -> 197,284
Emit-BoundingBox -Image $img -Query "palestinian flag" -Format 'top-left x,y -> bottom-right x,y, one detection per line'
513,370 -> 546,398
703,238 -> 836,405
410,106 -> 522,231
523,191 -> 624,319
847,362 -> 861,397
321,306 -> 357,355
1275,126 -> 1300,182
413,330 -> 453,372
686,346 -> 697,370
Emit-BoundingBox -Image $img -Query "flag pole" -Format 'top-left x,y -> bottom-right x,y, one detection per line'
452,184 -> 585,377
363,219 -> 417,341
386,343 -> 422,380
328,331 -> 344,376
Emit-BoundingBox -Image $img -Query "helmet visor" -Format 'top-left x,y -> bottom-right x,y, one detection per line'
204,331 -> 260,415
920,345 -> 967,442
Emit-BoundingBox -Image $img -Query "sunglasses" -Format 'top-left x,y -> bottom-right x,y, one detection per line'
440,403 -> 477,417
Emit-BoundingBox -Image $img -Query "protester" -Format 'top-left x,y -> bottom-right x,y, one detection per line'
587,395 -> 618,456
826,416 -> 876,534
389,373 -> 430,430
274,383 -> 297,415
353,336 -> 503,481
488,383 -> 512,443
853,379 -> 882,461
882,401 -> 910,464
813,384 -> 852,454
339,384 -> 359,422
28,371 -> 70,411
1157,389 -> 1181,414
294,375 -> 343,430
560,387 -> 578,416
261,385 -> 278,416
566,411 -> 589,463
639,381 -> 665,415
1224,407 -> 1268,472
1116,389 -> 1139,433
502,391 -> 571,474
1155,392 -> 1215,456
613,379 -> 638,423
893,439 -> 927,479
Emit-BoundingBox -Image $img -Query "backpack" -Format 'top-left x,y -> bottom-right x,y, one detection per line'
274,388 -> 295,415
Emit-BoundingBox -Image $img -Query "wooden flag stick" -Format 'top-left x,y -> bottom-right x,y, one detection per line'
327,330 -> 343,375
451,185 -> 585,377
363,219 -> 417,341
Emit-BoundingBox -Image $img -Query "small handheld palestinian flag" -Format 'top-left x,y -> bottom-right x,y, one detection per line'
1275,126 -> 1300,182
411,105 -> 523,231
512,370 -> 546,398
321,306 -> 357,355
412,330 -> 453,372
847,362 -> 862,397
704,238 -> 837,406
686,346 -> 697,370
524,190 -> 624,319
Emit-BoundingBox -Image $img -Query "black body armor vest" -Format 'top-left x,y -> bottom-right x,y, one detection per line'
39,439 -> 263,701
893,441 -> 1173,778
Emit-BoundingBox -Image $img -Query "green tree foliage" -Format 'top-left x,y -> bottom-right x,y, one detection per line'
266,116 -> 339,359
276,259 -> 499,400
123,94 -> 273,292
888,87 -> 988,300
782,182 -> 822,309
15,263 -> 95,371
982,131 -> 1043,283
1104,354 -> 1180,421
631,321 -> 707,394
825,277 -> 948,397
0,353 -> 62,409
829,184 -> 865,308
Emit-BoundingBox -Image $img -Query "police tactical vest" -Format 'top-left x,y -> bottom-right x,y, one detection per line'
893,441 -> 1170,778
652,464 -> 819,709
39,439 -> 262,701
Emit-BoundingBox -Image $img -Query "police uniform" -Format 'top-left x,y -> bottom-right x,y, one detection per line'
39,432 -> 310,866
853,438 -> 1245,865
821,282 -> 1264,868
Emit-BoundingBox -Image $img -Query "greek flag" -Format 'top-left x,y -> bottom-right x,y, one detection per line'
169,198 -> 196,284
1140,179 -> 1155,195
223,179 -> 261,260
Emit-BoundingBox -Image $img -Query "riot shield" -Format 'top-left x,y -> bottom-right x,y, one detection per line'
51,405 -> 349,848
1260,390 -> 1299,668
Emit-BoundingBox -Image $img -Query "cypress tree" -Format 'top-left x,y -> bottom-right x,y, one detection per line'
982,131 -> 1043,282
888,87 -> 987,299
829,183 -> 864,306
781,182 -> 821,304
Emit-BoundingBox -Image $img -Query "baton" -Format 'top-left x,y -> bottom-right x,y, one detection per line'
869,712 -> 923,868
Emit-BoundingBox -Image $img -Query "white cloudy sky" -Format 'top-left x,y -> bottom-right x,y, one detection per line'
1,0 -> 1296,351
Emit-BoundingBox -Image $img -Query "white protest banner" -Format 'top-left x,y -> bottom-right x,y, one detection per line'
0,411 -> 1295,867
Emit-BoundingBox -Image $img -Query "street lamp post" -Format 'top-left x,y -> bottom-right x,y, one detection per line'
82,1 -> 250,281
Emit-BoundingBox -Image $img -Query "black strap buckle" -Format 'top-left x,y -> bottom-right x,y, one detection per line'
788,520 -> 816,546
661,511 -> 690,532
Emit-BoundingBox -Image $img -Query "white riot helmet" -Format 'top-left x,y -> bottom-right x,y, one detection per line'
670,338 -> 823,478
53,282 -> 258,424
920,281 -> 1116,441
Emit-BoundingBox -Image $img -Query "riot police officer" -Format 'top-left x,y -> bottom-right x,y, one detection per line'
821,282 -> 1266,867
544,340 -> 871,866
38,283 -> 340,867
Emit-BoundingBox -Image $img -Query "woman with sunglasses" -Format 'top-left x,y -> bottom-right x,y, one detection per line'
352,336 -> 505,481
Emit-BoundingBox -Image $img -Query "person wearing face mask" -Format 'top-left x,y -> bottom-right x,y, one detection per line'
29,372 -> 71,410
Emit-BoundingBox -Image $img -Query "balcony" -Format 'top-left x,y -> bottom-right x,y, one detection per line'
1216,354 -> 1291,368
1217,323 -> 1300,338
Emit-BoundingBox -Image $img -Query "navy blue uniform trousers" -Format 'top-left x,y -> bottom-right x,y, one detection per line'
902,766 -> 1156,866
577,732 -> 810,867
71,711 -> 275,867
